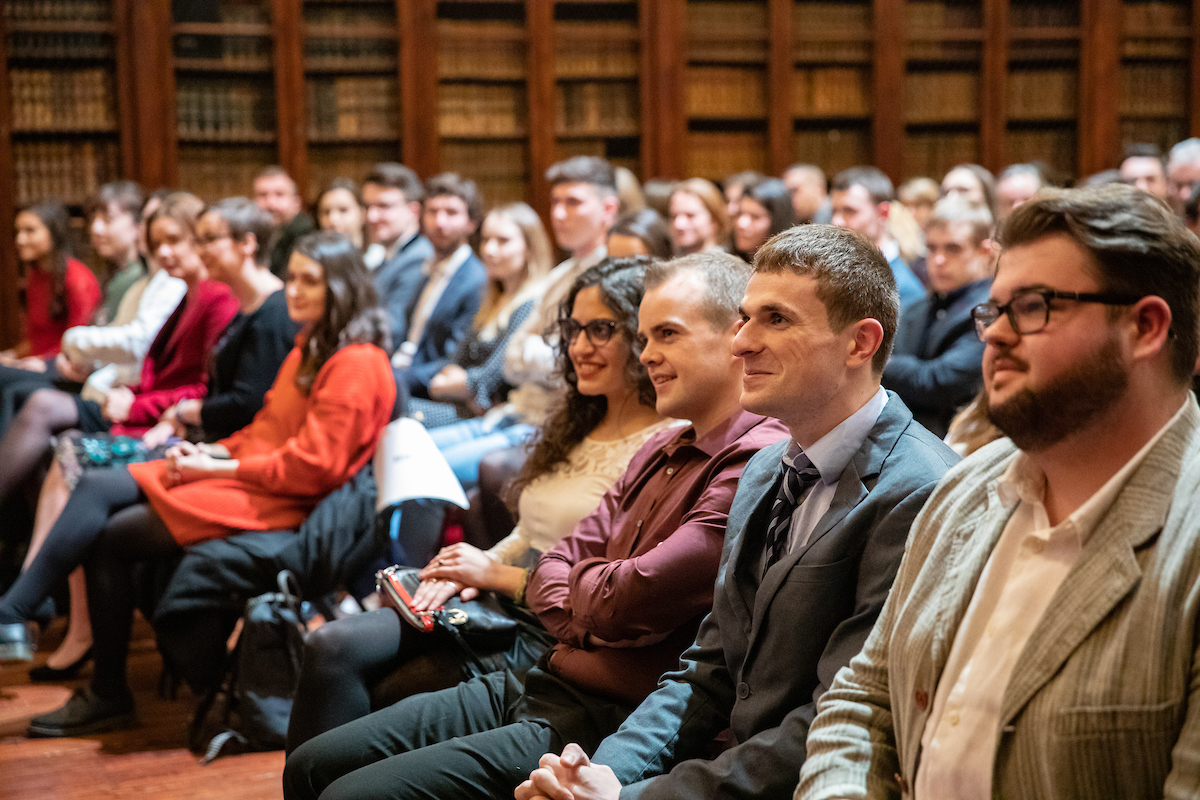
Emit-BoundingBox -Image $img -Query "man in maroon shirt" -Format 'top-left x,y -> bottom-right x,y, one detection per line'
283,252 -> 788,800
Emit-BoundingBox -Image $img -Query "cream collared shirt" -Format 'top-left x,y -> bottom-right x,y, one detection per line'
393,242 -> 473,368
914,398 -> 1190,800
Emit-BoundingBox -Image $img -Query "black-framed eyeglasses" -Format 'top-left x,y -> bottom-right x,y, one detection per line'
971,287 -> 1144,340
560,318 -> 619,346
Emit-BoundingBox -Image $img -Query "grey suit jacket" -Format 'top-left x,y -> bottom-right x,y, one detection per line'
592,392 -> 960,799
799,396 -> 1200,800
372,232 -> 434,349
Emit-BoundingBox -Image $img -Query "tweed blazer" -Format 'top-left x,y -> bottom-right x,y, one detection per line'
798,396 -> 1200,800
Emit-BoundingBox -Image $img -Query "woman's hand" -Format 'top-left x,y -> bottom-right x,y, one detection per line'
428,365 -> 471,401
410,578 -> 464,611
165,440 -> 237,486
141,420 -> 176,449
102,387 -> 136,422
173,398 -> 203,427
13,356 -> 48,373
54,352 -> 91,382
418,543 -> 497,594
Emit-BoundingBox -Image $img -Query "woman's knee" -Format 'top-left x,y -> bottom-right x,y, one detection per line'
20,388 -> 75,431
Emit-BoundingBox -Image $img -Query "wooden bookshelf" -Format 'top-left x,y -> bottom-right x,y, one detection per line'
1117,0 -> 1191,155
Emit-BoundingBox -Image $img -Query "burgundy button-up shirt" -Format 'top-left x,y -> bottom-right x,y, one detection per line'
526,408 -> 789,705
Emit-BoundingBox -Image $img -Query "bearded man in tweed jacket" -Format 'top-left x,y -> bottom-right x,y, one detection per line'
798,184 -> 1200,800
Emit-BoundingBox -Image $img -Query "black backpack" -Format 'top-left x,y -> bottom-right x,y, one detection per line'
190,570 -> 310,762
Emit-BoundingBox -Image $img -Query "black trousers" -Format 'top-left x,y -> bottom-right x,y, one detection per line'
282,665 -> 634,800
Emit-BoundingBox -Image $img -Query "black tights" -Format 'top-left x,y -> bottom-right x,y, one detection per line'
0,387 -> 80,499
0,466 -> 181,698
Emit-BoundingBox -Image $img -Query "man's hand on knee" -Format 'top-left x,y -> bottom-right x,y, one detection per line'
515,744 -> 621,800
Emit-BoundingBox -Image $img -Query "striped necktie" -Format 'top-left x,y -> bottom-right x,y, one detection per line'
764,447 -> 822,572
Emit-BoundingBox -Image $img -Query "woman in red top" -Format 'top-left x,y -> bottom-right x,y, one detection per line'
0,193 -> 238,501
0,232 -> 395,738
1,202 -> 101,367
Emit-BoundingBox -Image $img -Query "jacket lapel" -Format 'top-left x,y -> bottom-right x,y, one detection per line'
724,450 -> 784,637
998,407 -> 1195,724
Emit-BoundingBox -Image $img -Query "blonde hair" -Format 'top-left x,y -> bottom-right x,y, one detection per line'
944,391 -> 1004,457
669,178 -> 732,246
886,199 -> 927,263
475,202 -> 554,333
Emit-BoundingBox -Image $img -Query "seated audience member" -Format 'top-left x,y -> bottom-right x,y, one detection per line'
282,252 -> 789,800
148,197 -> 299,443
1167,136 -> 1200,216
886,199 -> 930,286
607,208 -> 672,260
831,167 -> 926,307
254,166 -> 316,279
798,185 -> 1200,799
734,178 -> 796,261
0,233 -> 395,737
362,163 -> 433,343
641,178 -> 674,218
1,202 -> 101,371
442,156 -> 618,487
614,166 -> 646,216
996,162 -> 1045,221
941,162 -> 998,219
898,176 -> 940,231
1120,142 -> 1170,198
87,181 -> 147,327
723,170 -> 766,221
285,257 -> 675,750
392,173 -> 487,400
667,178 -> 730,256
517,225 -> 958,800
783,163 -> 832,224
0,193 -> 238,502
407,202 -> 552,428
315,178 -> 366,251
882,198 -> 995,438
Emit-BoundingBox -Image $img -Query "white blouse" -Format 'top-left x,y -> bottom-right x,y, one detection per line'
487,418 -> 680,566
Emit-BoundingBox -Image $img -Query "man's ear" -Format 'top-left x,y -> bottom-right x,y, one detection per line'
845,318 -> 885,369
1128,295 -> 1173,363
877,200 -> 890,221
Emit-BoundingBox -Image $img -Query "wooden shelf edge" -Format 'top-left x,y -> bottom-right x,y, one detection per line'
5,20 -> 115,34
175,58 -> 273,73
305,23 -> 398,40
172,22 -> 273,37
177,133 -> 278,144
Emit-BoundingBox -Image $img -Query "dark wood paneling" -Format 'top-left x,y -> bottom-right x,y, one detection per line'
638,0 -> 656,177
0,11 -> 19,347
112,0 -> 136,182
398,0 -> 439,178
129,0 -> 176,188
527,0 -> 556,217
873,0 -> 905,180
271,0 -> 307,195
981,0 -> 1009,172
1080,0 -> 1121,175
1192,0 -> 1200,136
648,0 -> 686,178
768,0 -> 795,174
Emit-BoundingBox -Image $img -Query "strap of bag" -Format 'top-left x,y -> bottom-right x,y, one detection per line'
434,609 -> 490,679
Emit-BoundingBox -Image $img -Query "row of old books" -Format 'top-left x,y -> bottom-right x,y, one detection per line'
688,2 -> 767,64
304,36 -> 396,67
439,83 -> 527,137
686,66 -> 767,118
7,31 -> 112,59
905,129 -> 980,177
557,81 -> 638,136
13,140 -> 118,206
556,26 -> 639,78
303,5 -> 394,28
1122,0 -> 1189,32
308,142 -> 397,200
905,70 -> 978,124
1120,62 -> 1188,117
793,1 -> 871,35
1009,0 -> 1078,29
908,1 -> 983,31
10,68 -> 116,131
307,76 -> 399,139
442,141 -> 528,206
438,23 -> 526,80
177,81 -> 276,141
685,131 -> 767,180
178,145 -> 273,204
794,67 -> 870,117
1008,68 -> 1077,119
5,0 -> 109,21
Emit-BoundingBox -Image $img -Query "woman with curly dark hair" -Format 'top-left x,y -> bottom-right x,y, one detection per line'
0,232 -> 397,737
283,256 -> 676,751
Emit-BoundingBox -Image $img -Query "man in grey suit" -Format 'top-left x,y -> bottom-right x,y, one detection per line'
516,225 -> 959,800
799,184 -> 1200,799
363,162 -> 434,348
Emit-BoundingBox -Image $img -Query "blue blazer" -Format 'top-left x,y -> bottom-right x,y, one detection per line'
592,393 -> 960,799
397,250 -> 487,398
883,277 -> 991,438
372,232 -> 435,350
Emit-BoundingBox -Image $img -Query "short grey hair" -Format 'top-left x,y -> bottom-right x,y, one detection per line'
644,251 -> 752,331
1168,137 -> 1200,170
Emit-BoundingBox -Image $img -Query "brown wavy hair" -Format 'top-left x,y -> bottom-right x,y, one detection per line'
290,232 -> 391,394
506,256 -> 655,506
18,201 -> 73,321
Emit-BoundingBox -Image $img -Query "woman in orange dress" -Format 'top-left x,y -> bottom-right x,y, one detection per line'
0,233 -> 396,737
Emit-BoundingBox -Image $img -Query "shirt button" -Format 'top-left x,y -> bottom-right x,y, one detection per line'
736,682 -> 751,699
948,710 -> 961,726
636,520 -> 643,528
1028,538 -> 1046,554
914,690 -> 929,711
665,467 -> 675,476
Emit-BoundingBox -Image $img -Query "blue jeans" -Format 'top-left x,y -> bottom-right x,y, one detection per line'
429,416 -> 535,490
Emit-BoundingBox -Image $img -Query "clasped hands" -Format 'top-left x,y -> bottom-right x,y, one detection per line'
410,542 -> 495,610
163,440 -> 232,487
515,743 -> 621,800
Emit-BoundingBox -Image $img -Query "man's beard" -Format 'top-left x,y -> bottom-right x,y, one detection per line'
984,335 -> 1128,452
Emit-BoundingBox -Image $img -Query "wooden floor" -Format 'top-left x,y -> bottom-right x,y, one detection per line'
0,615 -> 284,800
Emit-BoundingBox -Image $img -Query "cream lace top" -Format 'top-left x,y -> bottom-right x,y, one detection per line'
487,418 -> 682,565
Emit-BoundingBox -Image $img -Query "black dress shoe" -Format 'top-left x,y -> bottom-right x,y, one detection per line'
0,621 -> 37,663
28,646 -> 93,682
27,687 -> 136,738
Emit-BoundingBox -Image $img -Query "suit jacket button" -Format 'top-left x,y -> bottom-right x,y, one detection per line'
914,689 -> 929,711
736,682 -> 751,699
